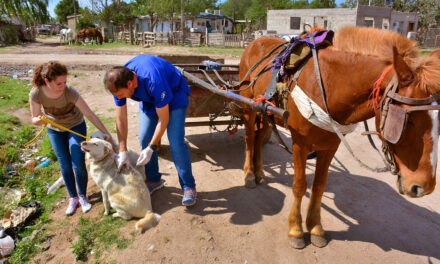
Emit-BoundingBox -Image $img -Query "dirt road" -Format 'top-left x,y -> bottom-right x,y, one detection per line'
1,38 -> 439,264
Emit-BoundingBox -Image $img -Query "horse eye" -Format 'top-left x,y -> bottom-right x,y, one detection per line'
93,143 -> 98,146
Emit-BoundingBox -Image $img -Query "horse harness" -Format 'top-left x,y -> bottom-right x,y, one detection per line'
378,75 -> 440,175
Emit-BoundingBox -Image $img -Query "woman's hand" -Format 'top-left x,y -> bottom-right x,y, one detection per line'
32,116 -> 45,126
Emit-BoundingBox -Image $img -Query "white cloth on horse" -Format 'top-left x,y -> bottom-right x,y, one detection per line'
291,85 -> 358,134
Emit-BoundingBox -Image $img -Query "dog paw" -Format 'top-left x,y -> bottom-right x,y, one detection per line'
104,211 -> 110,216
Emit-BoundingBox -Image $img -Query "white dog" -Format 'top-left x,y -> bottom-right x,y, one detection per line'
81,136 -> 160,231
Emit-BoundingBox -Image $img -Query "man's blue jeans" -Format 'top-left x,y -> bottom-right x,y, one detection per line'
47,121 -> 88,198
139,107 -> 195,191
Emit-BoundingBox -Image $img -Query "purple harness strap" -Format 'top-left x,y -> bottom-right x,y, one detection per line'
272,30 -> 334,74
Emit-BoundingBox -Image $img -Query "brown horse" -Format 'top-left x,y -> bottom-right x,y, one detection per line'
238,26 -> 440,249
76,28 -> 103,45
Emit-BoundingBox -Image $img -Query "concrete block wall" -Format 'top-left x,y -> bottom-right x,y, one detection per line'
267,6 -> 418,37
267,8 -> 357,35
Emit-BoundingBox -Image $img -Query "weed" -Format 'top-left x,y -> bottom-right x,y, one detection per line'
0,113 -> 20,145
86,114 -> 116,134
0,76 -> 30,110
37,131 -> 56,161
71,216 -> 131,262
15,125 -> 36,146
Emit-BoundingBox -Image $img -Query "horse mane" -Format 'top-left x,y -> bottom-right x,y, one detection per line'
333,26 -> 419,64
300,27 -> 325,39
415,56 -> 440,95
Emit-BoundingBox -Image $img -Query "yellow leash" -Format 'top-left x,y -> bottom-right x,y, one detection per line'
39,116 -> 89,140
24,116 -> 89,147
23,126 -> 45,147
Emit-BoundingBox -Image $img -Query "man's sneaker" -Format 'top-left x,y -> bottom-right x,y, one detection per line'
65,197 -> 79,216
182,188 -> 197,207
79,195 -> 92,213
147,180 -> 164,195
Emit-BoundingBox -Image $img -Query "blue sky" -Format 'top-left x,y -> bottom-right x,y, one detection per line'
48,0 -> 346,18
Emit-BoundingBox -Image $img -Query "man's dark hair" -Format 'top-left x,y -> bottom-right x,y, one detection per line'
103,66 -> 134,93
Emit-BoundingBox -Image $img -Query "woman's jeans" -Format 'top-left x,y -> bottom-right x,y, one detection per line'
139,107 -> 195,191
47,121 -> 88,198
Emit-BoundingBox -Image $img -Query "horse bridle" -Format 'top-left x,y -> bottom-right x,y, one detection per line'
378,76 -> 440,175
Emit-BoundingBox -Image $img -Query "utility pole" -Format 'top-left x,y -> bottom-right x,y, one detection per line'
181,0 -> 185,45
73,0 -> 77,25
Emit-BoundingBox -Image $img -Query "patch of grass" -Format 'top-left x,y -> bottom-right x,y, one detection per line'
37,131 -> 56,161
7,163 -> 64,264
0,75 -> 65,263
0,113 -> 37,175
0,76 -> 30,109
71,216 -> 132,262
186,46 -> 243,57
74,41 -> 134,50
65,40 -> 244,58
86,114 -> 116,134
0,114 -> 29,145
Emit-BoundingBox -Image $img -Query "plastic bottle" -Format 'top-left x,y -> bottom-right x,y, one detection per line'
35,160 -> 50,169
0,235 -> 15,257
47,177 -> 65,194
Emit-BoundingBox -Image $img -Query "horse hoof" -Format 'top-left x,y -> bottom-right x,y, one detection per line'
256,177 -> 266,185
310,235 -> 328,248
289,237 -> 306,249
245,178 -> 257,188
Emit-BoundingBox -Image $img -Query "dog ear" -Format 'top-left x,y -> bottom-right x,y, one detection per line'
91,131 -> 109,140
103,141 -> 113,155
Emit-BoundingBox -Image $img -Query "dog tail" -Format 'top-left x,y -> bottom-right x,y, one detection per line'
135,211 -> 160,231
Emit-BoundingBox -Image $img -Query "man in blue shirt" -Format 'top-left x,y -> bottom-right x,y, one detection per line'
103,55 -> 196,206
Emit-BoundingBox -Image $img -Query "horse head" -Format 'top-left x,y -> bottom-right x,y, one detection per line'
376,48 -> 440,197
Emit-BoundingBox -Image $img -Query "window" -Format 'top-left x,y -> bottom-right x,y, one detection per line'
408,22 -> 414,32
382,18 -> 389,30
364,17 -> 374,28
290,17 -> 301,30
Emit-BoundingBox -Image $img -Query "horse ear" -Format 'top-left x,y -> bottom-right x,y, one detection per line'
393,46 -> 414,86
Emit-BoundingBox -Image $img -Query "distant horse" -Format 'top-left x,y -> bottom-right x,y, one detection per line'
76,28 -> 103,45
60,28 -> 73,45
238,26 -> 440,248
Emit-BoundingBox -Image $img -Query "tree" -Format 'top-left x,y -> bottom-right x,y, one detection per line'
219,0 -> 253,20
102,1 -> 134,25
309,0 -> 336,8
77,7 -> 99,29
131,0 -> 158,31
186,0 -> 217,17
245,0 -> 292,30
151,0 -> 182,31
292,0 -> 310,9
340,0 -> 356,8
393,0 -> 440,43
0,0 -> 49,25
358,0 -> 385,6
54,0 -> 80,23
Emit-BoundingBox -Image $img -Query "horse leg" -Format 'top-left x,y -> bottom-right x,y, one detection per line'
306,148 -> 337,248
253,115 -> 270,184
243,111 -> 257,188
288,143 -> 309,249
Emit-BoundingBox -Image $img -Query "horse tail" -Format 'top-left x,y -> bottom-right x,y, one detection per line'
135,211 -> 160,231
